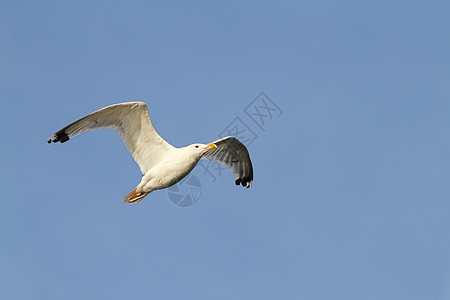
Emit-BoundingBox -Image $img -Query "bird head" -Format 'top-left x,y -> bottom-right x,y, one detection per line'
187,143 -> 217,158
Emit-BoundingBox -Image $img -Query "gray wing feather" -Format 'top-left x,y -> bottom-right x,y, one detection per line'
202,136 -> 253,188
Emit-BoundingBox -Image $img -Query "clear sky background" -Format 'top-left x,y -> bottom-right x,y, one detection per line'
1,1 -> 450,299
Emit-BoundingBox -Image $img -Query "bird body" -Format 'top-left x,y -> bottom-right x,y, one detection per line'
47,102 -> 253,204
138,145 -> 205,192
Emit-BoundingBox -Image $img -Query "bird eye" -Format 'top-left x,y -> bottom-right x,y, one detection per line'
195,145 -> 199,148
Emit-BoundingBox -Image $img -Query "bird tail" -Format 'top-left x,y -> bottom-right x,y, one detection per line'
123,187 -> 149,204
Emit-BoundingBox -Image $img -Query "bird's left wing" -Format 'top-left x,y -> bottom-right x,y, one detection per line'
202,136 -> 253,188
47,102 -> 174,174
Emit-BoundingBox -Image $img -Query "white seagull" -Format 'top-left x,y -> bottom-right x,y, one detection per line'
47,102 -> 253,203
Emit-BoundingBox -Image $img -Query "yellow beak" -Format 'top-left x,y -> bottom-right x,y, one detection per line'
204,143 -> 217,150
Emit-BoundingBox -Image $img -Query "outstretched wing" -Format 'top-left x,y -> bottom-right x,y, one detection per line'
202,136 -> 253,188
47,101 -> 174,174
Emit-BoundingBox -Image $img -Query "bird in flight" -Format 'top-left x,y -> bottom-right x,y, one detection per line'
47,102 -> 253,204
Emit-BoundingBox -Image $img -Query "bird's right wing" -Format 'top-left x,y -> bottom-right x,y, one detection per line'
47,102 -> 174,174
202,136 -> 253,188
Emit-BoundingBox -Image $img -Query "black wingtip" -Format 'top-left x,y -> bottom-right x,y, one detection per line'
235,177 -> 252,188
47,131 -> 70,144
59,134 -> 70,143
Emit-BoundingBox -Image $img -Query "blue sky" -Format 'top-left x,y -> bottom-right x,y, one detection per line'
1,1 -> 450,299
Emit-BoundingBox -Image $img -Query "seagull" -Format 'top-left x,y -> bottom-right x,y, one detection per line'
47,102 -> 253,203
